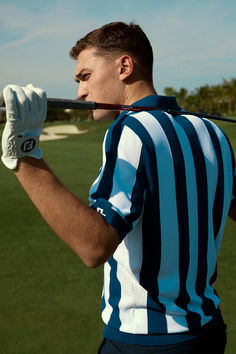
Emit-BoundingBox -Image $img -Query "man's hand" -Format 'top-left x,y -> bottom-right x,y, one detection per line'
1,84 -> 47,170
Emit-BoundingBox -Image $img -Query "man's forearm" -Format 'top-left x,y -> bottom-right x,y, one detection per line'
14,157 -> 120,267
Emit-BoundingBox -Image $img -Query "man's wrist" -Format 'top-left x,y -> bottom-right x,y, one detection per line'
13,156 -> 44,173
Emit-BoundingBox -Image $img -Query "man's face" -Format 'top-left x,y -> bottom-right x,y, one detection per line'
74,47 -> 122,121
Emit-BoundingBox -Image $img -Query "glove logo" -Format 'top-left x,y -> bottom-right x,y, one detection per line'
21,139 -> 36,153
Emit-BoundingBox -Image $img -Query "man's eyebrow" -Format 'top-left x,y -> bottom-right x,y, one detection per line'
75,68 -> 90,80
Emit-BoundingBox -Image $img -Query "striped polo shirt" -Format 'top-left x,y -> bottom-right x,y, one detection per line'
89,95 -> 235,345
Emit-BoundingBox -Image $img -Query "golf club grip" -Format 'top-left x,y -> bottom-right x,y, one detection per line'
0,93 -> 97,111
47,98 -> 97,110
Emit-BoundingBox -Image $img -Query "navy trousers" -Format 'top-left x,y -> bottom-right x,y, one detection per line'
97,322 -> 227,354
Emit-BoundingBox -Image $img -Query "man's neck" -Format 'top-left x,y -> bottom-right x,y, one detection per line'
123,80 -> 157,105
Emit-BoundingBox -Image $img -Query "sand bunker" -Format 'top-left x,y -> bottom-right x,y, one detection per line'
40,124 -> 88,141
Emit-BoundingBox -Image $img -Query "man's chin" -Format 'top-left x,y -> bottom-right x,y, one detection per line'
92,110 -> 119,122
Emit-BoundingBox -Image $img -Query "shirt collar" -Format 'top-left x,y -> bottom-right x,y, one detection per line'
133,95 -> 181,111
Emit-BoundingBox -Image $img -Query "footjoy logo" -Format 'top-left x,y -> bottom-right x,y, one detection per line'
21,139 -> 36,153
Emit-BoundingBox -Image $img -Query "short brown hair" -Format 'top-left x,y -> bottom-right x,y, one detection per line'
69,22 -> 153,79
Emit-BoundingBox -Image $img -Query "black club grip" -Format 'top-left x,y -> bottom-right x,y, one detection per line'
47,98 -> 97,110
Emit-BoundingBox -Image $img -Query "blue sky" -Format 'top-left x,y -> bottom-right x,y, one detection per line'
0,0 -> 235,99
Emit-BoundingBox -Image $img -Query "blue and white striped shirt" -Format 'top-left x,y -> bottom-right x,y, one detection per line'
89,95 -> 235,345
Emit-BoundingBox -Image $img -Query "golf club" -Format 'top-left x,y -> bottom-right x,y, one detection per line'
0,93 -> 235,123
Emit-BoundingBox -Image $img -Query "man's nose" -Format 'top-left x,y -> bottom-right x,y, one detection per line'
77,84 -> 88,100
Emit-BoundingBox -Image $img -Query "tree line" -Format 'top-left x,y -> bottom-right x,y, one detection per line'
164,78 -> 236,117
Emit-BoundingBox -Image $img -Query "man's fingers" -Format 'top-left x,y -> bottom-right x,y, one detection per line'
4,84 -> 31,118
26,83 -> 47,114
3,85 -> 19,120
15,86 -> 32,119
4,84 -> 47,122
26,83 -> 35,89
26,83 -> 46,99
24,86 -> 41,116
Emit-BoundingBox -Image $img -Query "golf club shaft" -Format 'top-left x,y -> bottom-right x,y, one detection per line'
0,93 -> 235,123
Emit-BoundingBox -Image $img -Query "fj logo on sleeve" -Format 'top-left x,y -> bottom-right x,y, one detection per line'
21,139 -> 36,153
97,208 -> 106,217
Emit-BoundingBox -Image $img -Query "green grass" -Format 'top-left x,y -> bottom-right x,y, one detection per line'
0,119 -> 235,354
0,121 -> 109,354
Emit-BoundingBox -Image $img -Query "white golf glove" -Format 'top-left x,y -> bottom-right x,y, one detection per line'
1,84 -> 47,169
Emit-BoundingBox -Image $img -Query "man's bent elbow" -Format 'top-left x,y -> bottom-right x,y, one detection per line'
84,256 -> 107,269
79,227 -> 121,268
229,205 -> 236,222
81,248 -> 115,268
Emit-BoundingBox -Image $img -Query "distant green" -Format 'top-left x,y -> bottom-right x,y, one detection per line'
0,119 -> 235,354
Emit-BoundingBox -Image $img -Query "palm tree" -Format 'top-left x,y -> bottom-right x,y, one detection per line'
163,78 -> 236,117
222,78 -> 236,115
176,88 -> 188,108
164,87 -> 177,97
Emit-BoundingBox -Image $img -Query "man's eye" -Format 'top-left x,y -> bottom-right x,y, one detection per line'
83,73 -> 91,80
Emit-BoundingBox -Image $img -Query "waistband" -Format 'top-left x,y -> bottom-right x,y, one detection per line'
103,308 -> 224,346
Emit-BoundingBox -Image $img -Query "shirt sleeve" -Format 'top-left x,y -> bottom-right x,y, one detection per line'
89,121 -> 146,241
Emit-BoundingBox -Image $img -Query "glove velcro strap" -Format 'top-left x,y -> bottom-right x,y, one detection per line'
2,134 -> 42,170
17,134 -> 42,160
17,135 -> 39,154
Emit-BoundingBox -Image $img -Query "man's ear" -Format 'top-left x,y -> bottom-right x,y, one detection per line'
119,55 -> 134,81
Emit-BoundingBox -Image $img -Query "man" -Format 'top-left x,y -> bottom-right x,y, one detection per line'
2,22 -> 236,353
